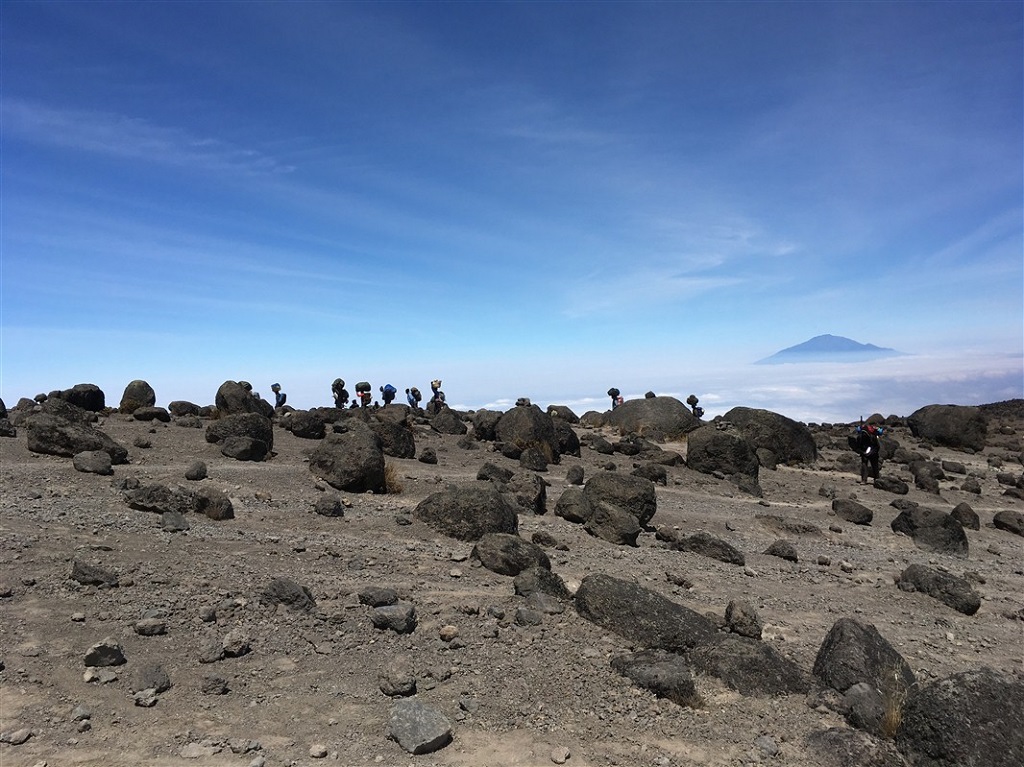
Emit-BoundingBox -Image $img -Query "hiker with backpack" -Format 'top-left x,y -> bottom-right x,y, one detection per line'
380,383 -> 397,407
849,420 -> 884,484
607,387 -> 621,410
406,387 -> 422,409
427,379 -> 446,415
271,383 -> 286,408
331,378 -> 349,408
355,381 -> 372,408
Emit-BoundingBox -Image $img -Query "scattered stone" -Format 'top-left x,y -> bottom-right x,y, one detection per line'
387,700 -> 452,755
134,617 -> 167,636
765,536 -> 794,561
471,533 -> 550,576
73,450 -> 114,475
832,498 -> 873,525
71,560 -> 118,588
950,501 -> 980,530
725,599 -> 763,638
371,604 -> 417,634
674,531 -> 745,566
261,577 -> 316,612
83,637 -> 126,667
184,460 -> 208,481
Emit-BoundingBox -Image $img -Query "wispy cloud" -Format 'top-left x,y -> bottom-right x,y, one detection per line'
564,266 -> 741,317
2,100 -> 294,176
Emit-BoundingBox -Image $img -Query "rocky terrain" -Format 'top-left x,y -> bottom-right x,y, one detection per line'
1,383 -> 1022,767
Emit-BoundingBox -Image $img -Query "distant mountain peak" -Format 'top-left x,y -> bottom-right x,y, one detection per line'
757,335 -> 905,364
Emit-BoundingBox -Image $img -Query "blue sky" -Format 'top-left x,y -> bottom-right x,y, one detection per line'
2,1 -> 1021,422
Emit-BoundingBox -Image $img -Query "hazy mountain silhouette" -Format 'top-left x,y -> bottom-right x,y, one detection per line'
756,334 -> 906,364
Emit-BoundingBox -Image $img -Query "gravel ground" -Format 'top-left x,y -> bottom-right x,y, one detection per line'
1,402 -> 1022,767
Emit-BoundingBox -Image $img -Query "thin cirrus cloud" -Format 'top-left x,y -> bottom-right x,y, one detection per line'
2,99 -> 294,176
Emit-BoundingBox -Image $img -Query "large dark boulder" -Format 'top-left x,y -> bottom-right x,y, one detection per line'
55,383 -> 105,412
579,473 -> 657,546
610,650 -> 700,707
168,400 -> 202,417
513,567 -> 573,601
370,417 -> 416,459
605,396 -> 700,440
495,405 -> 559,462
25,414 -> 129,464
688,634 -> 810,696
546,405 -> 579,424
896,564 -> 981,615
215,380 -> 263,417
552,419 -> 581,457
813,618 -> 916,694
685,424 -> 759,485
574,573 -> 715,652
582,473 -> 657,527
554,486 -> 589,524
413,485 -> 519,541
507,471 -> 546,515
471,533 -> 550,576
308,422 -> 385,493
282,411 -> 327,440
907,404 -> 987,451
993,509 -> 1024,537
431,409 -> 467,435
896,667 -> 1024,767
890,507 -> 968,557
119,380 -> 156,413
470,409 -> 503,442
205,412 -> 274,461
723,407 -> 818,465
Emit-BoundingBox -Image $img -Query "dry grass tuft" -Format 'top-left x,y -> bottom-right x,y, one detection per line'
383,463 -> 403,495
879,664 -> 911,739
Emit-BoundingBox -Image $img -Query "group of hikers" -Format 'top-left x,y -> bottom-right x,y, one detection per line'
266,378 -> 447,413
329,378 -> 447,413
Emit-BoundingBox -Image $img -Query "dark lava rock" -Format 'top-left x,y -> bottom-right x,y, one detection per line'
896,564 -> 981,615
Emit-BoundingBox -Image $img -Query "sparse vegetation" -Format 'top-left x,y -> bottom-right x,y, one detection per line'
880,663 -> 912,739
383,463 -> 403,494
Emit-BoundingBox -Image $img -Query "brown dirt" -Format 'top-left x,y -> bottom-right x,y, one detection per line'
1,406 -> 1022,767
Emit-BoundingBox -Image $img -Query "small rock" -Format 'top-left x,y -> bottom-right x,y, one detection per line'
551,745 -> 571,764
133,688 -> 159,707
309,743 -> 329,758
1,728 -> 32,745
439,625 -> 459,642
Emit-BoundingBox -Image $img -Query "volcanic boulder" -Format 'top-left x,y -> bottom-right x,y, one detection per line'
574,573 -> 715,652
813,618 -> 916,694
723,406 -> 818,465
118,380 -> 156,414
495,404 -> 559,462
205,412 -> 274,462
685,424 -> 759,487
605,396 -> 700,441
896,667 -> 1024,767
308,422 -> 385,493
907,404 -> 987,451
413,485 -> 519,541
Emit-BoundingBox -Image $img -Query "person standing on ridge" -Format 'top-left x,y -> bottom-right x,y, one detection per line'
271,383 -> 286,408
